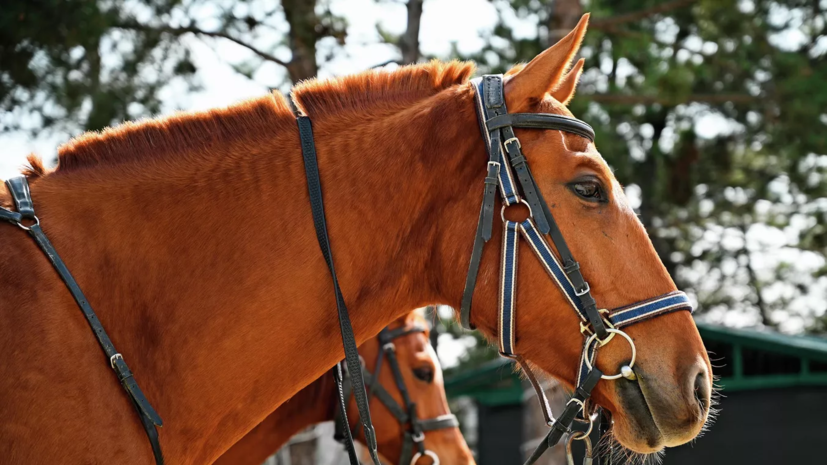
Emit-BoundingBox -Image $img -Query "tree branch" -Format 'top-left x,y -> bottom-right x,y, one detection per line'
585,93 -> 756,105
400,0 -> 423,64
590,0 -> 697,31
117,21 -> 290,69
739,224 -> 775,328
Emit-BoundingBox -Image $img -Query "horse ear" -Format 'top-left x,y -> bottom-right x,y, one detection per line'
504,14 -> 589,109
550,58 -> 585,106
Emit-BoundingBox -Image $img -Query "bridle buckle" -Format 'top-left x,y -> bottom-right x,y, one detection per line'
503,137 -> 521,150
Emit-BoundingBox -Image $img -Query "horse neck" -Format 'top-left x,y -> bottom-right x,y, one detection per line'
215,375 -> 338,465
21,86 -> 485,462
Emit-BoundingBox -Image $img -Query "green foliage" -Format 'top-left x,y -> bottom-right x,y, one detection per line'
0,0 -> 194,133
455,0 -> 827,333
0,0 -> 347,134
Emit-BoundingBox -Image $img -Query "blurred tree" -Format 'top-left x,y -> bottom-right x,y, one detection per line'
4,0 -> 825,336
0,0 -> 347,134
456,0 -> 827,334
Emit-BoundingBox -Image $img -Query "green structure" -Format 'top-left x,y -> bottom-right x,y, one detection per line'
445,322 -> 827,465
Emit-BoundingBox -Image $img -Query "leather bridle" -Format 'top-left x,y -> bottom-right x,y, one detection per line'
461,75 -> 694,465
0,73 -> 693,465
334,324 -> 459,465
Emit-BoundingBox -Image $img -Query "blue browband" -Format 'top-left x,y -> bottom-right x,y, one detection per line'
462,75 -> 694,465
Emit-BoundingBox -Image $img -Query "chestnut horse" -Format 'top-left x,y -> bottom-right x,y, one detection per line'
0,15 -> 711,464
216,312 -> 473,465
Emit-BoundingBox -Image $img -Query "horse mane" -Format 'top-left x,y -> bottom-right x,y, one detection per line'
55,93 -> 294,174
53,60 -> 475,175
292,60 -> 475,120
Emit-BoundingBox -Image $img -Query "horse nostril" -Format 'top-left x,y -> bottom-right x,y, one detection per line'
693,370 -> 710,413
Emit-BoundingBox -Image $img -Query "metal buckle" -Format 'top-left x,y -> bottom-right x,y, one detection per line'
503,137 -> 521,150
411,431 -> 425,442
383,342 -> 396,352
109,353 -> 123,369
487,160 -> 501,171
566,399 -> 595,439
574,282 -> 590,296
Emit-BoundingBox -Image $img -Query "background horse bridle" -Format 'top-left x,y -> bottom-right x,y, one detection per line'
334,324 -> 459,465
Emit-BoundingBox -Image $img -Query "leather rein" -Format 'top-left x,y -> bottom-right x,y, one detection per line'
334,324 -> 459,465
461,75 -> 694,465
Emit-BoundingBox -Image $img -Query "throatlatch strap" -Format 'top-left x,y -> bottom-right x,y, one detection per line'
3,176 -> 164,464
296,116 -> 381,465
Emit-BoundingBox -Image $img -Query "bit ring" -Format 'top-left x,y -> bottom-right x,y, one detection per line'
583,328 -> 637,380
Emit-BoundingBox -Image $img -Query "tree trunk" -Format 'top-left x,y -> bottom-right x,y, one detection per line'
282,0 -> 319,82
400,0 -> 423,64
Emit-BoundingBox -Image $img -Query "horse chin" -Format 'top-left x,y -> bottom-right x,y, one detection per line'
610,378 -> 665,455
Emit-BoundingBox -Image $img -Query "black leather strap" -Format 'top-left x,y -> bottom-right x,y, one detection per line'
3,176 -> 164,464
459,81 -> 505,330
459,203 -> 488,330
523,368 -> 603,465
419,414 -> 459,431
6,176 -> 36,219
486,113 -> 595,141
296,116 -> 381,465
0,206 -> 22,224
378,324 -> 426,343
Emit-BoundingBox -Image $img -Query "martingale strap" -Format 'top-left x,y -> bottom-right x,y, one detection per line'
1,176 -> 164,464
297,115 -> 382,465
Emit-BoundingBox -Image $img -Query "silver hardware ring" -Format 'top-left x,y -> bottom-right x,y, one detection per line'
501,199 -> 533,223
411,450 -> 439,465
15,215 -> 40,231
582,328 -> 637,380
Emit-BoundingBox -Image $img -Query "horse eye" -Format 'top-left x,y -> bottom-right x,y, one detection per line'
569,181 -> 605,202
413,367 -> 434,383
